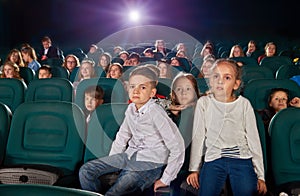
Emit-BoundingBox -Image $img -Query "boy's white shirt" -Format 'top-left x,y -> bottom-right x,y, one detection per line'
109,98 -> 185,185
189,94 -> 265,181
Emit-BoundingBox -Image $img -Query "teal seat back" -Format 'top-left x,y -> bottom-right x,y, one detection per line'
0,78 -> 27,112
196,78 -> 209,94
269,107 -> 300,186
243,79 -> 300,110
259,56 -> 293,77
25,78 -> 73,102
84,103 -> 128,163
230,57 -> 259,67
275,64 -> 300,79
0,184 -> 102,195
0,102 -> 12,164
241,66 -> 274,85
157,78 -> 172,98
4,101 -> 86,174
51,66 -> 70,79
19,67 -> 35,85
75,78 -> 128,110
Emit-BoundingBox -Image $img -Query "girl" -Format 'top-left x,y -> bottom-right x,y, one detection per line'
1,61 -> 24,81
157,60 -> 173,79
5,49 -> 25,67
84,85 -> 104,124
73,59 -> 97,93
63,54 -> 80,74
106,63 -> 123,79
187,59 -> 267,195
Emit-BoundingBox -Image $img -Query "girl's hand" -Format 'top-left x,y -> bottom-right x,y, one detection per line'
257,179 -> 267,195
154,180 -> 167,192
186,172 -> 199,189
289,97 -> 300,107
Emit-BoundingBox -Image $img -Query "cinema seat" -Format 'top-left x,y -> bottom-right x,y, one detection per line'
51,66 -> 70,79
275,64 -> 300,79
25,78 -> 73,102
19,67 -> 35,85
259,56 -> 293,77
0,184 -> 102,196
0,101 -> 86,187
0,78 -> 27,113
0,102 -> 12,164
269,107 -> 300,195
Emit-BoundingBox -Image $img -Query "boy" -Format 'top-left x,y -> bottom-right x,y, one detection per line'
79,66 -> 185,195
84,85 -> 104,123
38,65 -> 52,79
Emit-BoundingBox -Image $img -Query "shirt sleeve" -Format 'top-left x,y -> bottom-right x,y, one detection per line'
189,98 -> 206,172
153,106 -> 185,186
245,99 -> 265,181
109,113 -> 132,155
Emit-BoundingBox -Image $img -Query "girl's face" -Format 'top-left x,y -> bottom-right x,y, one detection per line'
66,57 -> 77,71
202,48 -> 211,57
158,63 -> 168,78
248,43 -> 256,53
269,91 -> 288,113
170,59 -> 180,66
209,62 -> 241,102
10,52 -> 19,63
85,93 -> 103,112
266,44 -> 276,57
21,52 -> 29,62
3,64 -> 15,78
80,63 -> 93,79
100,55 -> 108,67
119,53 -> 128,61
174,77 -> 197,105
233,47 -> 242,57
201,61 -> 213,77
108,65 -> 122,79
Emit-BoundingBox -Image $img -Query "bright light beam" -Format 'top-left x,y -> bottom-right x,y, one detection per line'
129,10 -> 140,22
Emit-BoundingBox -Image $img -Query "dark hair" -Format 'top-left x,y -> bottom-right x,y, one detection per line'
128,52 -> 140,61
39,64 -> 52,73
268,88 -> 289,105
84,85 -> 104,100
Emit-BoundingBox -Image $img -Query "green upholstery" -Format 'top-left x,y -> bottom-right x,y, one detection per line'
19,67 -> 35,85
230,57 -> 259,67
269,107 -> 300,186
69,67 -> 79,83
196,78 -> 209,94
157,78 -> 172,98
75,78 -> 128,110
0,102 -> 12,164
3,101 -> 85,176
259,56 -> 293,77
241,66 -> 274,85
0,184 -> 102,196
275,64 -> 300,79
254,111 -> 268,174
40,58 -> 64,67
51,66 -> 70,79
243,79 -> 300,110
0,78 -> 27,112
84,103 -> 128,163
25,78 -> 73,102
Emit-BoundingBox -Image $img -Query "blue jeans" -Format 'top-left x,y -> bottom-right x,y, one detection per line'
199,157 -> 257,196
79,153 -> 164,195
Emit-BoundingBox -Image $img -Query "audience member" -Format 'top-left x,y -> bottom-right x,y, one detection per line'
87,44 -> 102,63
106,63 -> 123,79
153,39 -> 169,58
246,40 -> 257,57
257,42 -> 277,64
124,52 -> 140,66
118,51 -> 129,62
157,60 -> 173,79
38,36 -> 61,61
5,48 -> 25,67
79,66 -> 185,195
229,45 -> 245,58
113,46 -> 124,57
84,85 -> 104,124
38,65 -> 52,79
187,58 -> 267,195
1,61 -> 24,81
97,52 -> 112,72
21,46 -> 41,72
197,59 -> 215,79
63,54 -> 80,74
143,48 -> 155,58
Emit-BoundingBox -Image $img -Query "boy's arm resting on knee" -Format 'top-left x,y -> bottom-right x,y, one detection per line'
154,179 -> 168,192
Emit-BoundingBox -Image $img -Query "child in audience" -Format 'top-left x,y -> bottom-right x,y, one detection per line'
157,60 -> 173,79
1,61 -> 24,81
79,66 -> 185,195
73,59 -> 97,93
84,85 -> 104,123
106,63 -> 123,79
63,54 -> 80,74
5,48 -> 25,67
21,46 -> 41,72
187,58 -> 267,195
38,65 -> 52,79
257,42 -> 277,64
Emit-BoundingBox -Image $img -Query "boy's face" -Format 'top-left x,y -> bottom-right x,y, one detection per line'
269,91 -> 288,113
85,93 -> 103,112
38,69 -> 52,79
128,75 -> 156,110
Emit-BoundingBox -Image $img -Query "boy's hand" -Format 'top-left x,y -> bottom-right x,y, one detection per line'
290,97 -> 300,107
257,179 -> 267,195
186,172 -> 199,189
154,180 -> 167,192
